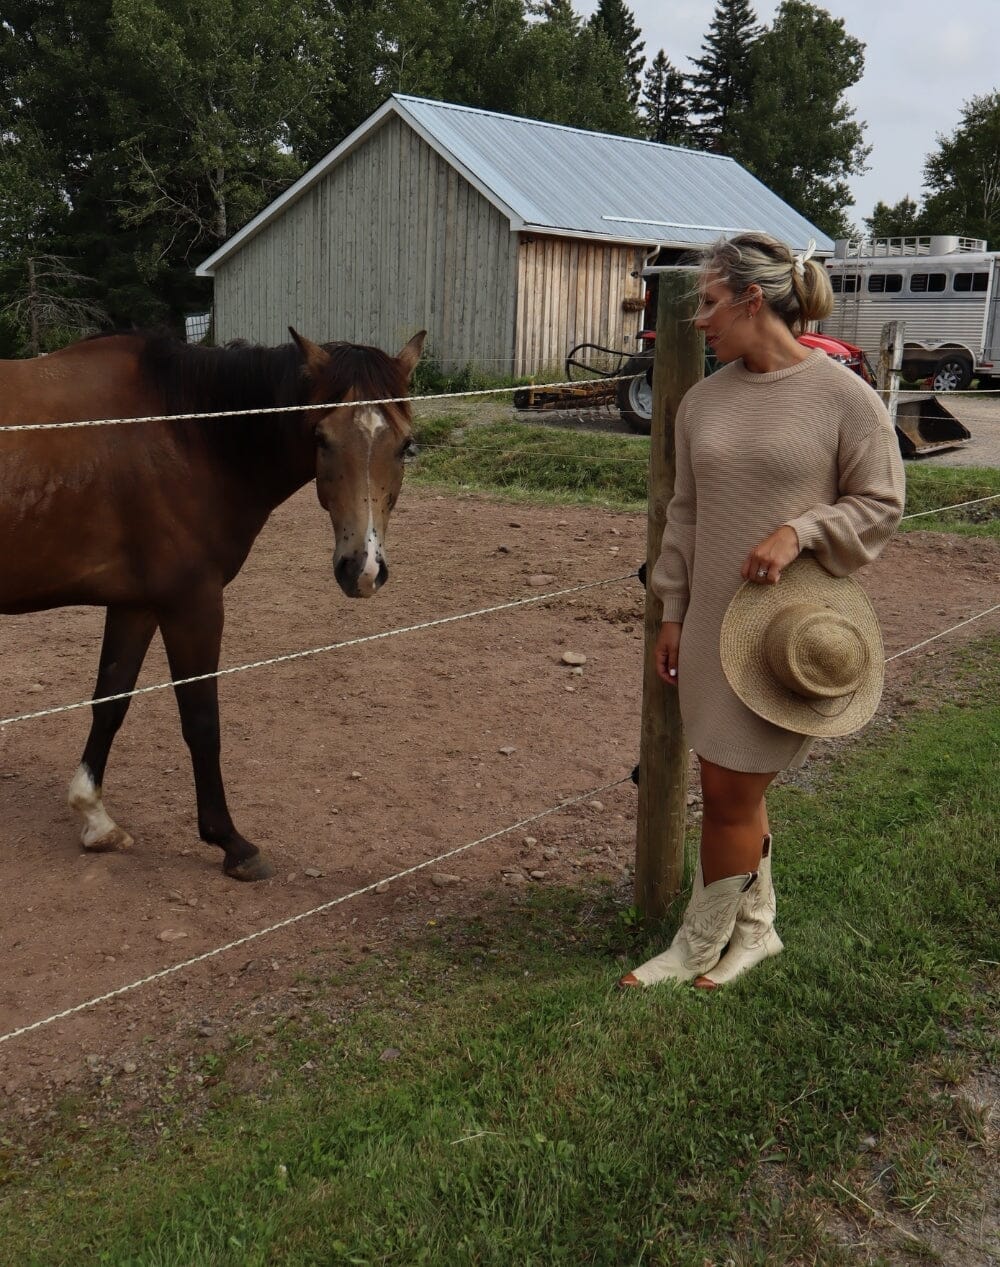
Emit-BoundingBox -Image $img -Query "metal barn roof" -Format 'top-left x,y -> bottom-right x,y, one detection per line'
197,95 -> 831,277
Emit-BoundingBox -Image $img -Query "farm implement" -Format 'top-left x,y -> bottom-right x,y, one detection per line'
512,339 -> 655,433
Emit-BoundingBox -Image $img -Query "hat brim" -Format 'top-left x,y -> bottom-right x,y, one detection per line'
720,556 -> 885,738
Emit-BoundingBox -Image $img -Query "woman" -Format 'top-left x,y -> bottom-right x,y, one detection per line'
619,232 -> 906,991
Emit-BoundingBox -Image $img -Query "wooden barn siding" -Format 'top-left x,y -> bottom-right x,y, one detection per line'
212,117 -> 516,369
513,236 -> 646,376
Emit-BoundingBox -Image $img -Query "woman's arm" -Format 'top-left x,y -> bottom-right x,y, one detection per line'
649,399 -> 697,620
783,407 -> 905,577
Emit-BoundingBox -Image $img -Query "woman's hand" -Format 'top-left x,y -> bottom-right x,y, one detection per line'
655,621 -> 682,685
742,525 -> 801,585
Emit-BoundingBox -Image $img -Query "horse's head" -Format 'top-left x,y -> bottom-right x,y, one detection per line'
291,328 -> 426,598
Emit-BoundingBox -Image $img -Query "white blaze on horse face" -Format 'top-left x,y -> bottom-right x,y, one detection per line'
354,407 -> 388,597
68,763 -> 133,852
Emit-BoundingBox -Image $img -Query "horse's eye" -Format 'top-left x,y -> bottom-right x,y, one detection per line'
400,437 -> 418,461
315,427 -> 331,450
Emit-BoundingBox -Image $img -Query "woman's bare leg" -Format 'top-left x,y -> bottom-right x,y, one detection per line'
698,757 -> 777,884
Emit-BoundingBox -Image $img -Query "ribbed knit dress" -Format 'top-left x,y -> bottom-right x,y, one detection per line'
650,349 -> 906,773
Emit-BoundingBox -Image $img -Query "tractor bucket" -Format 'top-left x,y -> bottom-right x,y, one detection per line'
894,392 -> 972,458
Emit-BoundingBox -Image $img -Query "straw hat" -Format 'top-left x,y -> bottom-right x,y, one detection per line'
720,555 -> 885,737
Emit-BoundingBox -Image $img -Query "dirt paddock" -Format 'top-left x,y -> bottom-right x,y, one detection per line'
1,485 -> 999,1106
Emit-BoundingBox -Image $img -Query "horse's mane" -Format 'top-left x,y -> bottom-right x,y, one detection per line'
114,331 -> 409,425
137,334 -> 304,416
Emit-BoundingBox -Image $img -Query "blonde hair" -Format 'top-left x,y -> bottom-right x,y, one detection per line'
697,232 -> 833,332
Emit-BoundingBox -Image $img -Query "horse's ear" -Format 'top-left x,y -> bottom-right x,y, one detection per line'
396,330 -> 426,379
288,327 -> 329,374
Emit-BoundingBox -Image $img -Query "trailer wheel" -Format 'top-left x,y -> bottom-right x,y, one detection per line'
616,356 -> 654,433
930,354 -> 972,392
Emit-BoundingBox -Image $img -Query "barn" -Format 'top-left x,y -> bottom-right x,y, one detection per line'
196,95 -> 832,375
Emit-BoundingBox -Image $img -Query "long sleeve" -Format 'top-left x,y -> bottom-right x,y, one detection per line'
650,398 -> 697,621
785,405 -> 905,577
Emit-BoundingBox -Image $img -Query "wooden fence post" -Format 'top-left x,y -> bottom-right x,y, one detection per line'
634,269 -> 703,919
877,320 -> 903,427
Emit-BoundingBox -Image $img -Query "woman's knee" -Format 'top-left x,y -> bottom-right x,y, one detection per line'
699,759 -> 775,821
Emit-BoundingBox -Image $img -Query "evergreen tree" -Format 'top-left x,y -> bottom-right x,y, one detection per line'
588,0 -> 645,108
921,92 -> 1000,247
641,51 -> 693,146
733,0 -> 869,238
687,0 -> 761,153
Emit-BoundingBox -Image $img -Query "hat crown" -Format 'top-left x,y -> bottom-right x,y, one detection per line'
763,603 -> 869,701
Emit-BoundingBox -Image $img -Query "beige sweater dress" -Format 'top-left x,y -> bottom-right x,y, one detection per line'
650,349 -> 906,773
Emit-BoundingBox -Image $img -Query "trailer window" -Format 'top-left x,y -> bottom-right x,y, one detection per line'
953,272 -> 989,292
910,273 -> 946,292
831,273 -> 861,294
867,273 -> 903,293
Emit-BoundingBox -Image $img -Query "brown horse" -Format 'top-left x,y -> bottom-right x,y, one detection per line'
0,327 -> 425,880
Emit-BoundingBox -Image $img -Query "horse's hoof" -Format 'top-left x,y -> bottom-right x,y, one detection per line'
82,826 -> 134,853
224,853 -> 275,882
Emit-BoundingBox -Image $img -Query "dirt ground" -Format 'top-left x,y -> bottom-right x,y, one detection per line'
1,482 -> 999,1112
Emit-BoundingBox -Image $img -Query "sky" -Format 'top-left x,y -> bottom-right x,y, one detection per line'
577,0 -> 999,227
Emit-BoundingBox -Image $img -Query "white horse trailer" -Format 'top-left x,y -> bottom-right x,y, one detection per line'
821,235 -> 1000,390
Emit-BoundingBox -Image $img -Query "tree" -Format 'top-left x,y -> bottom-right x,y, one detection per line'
863,196 -> 925,241
641,50 -> 693,146
514,4 -> 640,134
732,0 -> 869,238
535,0 -> 578,25
0,0 -> 645,338
1,255 -> 108,356
0,0 -> 340,329
314,0 -> 638,145
921,92 -> 1000,246
108,0 -> 337,265
588,0 -> 645,108
687,0 -> 761,153
0,117 -> 103,352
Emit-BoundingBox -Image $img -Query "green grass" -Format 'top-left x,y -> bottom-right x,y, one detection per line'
898,463 -> 1000,537
409,415 -> 1000,533
411,417 -> 651,509
2,640 -> 997,1265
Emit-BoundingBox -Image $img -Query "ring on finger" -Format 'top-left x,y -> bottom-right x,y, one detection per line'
756,567 -> 768,579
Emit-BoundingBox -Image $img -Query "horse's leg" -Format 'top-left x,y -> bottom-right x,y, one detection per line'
69,605 -> 158,852
158,591 -> 273,882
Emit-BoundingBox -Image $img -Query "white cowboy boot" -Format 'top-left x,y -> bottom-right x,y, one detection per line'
619,868 -> 756,987
694,834 -> 783,990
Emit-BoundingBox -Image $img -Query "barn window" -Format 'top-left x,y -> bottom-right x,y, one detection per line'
867,273 -> 903,293
910,272 -> 946,292
953,272 -> 989,292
